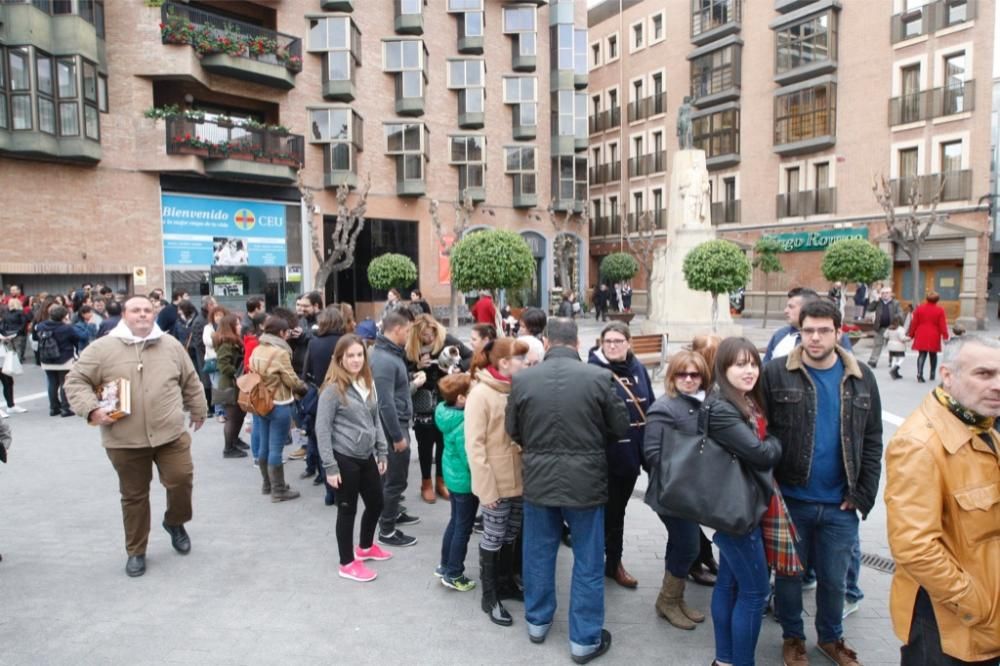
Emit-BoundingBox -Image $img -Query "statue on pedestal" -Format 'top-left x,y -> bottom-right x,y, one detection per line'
676,96 -> 694,150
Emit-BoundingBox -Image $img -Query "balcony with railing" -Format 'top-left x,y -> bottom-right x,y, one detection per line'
890,170 -> 972,206
589,164 -> 608,185
159,1 -> 302,90
711,200 -> 741,224
889,81 -> 975,126
591,214 -> 621,237
163,115 -> 304,183
627,93 -> 668,123
891,0 -> 976,43
775,188 -> 836,218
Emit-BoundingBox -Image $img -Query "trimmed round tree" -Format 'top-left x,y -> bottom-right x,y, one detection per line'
367,253 -> 418,293
599,252 -> 639,284
449,229 -> 535,293
683,239 -> 751,331
821,238 -> 892,290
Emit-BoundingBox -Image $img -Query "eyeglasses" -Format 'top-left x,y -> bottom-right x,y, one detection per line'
801,327 -> 836,337
675,372 -> 701,380
602,338 -> 628,346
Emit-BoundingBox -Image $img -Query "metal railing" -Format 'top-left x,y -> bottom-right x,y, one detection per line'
1,0 -> 106,36
891,0 -> 976,43
711,200 -> 741,224
775,189 -> 836,218
890,170 -> 971,206
164,115 -> 304,166
160,1 -> 301,68
627,93 -> 667,123
889,81 -> 975,125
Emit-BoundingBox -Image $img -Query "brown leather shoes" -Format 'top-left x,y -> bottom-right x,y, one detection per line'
782,637 -> 809,666
608,562 -> 637,588
420,478 -> 436,503
817,639 -> 860,666
435,476 -> 450,500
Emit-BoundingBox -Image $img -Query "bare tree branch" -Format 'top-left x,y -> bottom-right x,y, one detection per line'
430,190 -> 479,325
624,210 -> 659,288
301,173 -> 371,297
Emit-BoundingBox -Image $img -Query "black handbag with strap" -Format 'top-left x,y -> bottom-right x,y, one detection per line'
655,402 -> 770,536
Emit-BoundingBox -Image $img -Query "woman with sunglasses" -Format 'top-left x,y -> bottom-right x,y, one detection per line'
643,350 -> 712,630
587,322 -> 654,589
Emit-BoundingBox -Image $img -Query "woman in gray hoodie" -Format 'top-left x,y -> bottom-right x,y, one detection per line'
316,334 -> 390,583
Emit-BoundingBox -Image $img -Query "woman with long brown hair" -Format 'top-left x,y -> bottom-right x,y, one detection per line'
404,314 -> 471,503
688,333 -> 723,586
315,334 -> 390,582
466,337 -> 529,626
212,313 -> 248,459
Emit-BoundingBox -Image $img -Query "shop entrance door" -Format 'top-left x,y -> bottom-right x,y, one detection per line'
894,261 -> 962,321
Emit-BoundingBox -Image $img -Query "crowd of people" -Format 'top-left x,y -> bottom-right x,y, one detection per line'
1,278 -> 998,666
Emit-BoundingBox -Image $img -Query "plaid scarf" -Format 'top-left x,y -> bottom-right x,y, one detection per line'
933,386 -> 995,434
761,482 -> 803,577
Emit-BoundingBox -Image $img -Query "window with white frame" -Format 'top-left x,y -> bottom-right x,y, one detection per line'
552,155 -> 588,205
309,17 -> 362,85
450,134 -> 485,195
505,145 -> 537,198
591,42 -> 601,68
383,39 -> 427,100
503,5 -> 536,59
398,0 -> 422,16
310,107 -> 363,174
0,46 -> 99,139
575,29 -> 587,76
631,20 -> 644,51
449,59 -> 486,115
385,121 -> 429,184
650,12 -> 665,43
449,0 -> 483,42
504,76 -> 537,127
607,33 -> 618,60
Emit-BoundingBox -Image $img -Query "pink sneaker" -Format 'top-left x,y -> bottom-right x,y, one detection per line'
338,560 -> 377,582
355,544 -> 393,561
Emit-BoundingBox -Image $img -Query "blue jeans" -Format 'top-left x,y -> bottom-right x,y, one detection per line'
440,491 -> 479,578
846,532 -> 864,603
253,404 -> 292,466
774,498 -> 859,644
657,513 -> 701,579
523,502 -> 605,657
712,527 -> 771,666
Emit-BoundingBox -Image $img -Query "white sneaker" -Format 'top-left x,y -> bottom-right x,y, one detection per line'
0,408 -> 7,419
842,598 -> 861,619
8,405 -> 27,414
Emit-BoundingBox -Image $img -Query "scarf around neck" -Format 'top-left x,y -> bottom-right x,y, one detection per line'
933,386 -> 996,434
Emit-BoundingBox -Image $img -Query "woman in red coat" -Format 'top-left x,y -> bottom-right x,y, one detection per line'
907,291 -> 949,383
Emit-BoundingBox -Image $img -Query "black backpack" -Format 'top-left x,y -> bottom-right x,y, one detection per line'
38,328 -> 61,364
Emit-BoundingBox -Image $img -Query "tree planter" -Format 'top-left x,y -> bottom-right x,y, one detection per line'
607,311 -> 635,325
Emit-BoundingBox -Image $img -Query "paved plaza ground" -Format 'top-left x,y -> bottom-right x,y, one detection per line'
2,313 -> 994,665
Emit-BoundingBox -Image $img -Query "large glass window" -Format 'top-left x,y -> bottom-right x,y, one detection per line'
447,0 -> 481,10
1,47 -> 99,139
504,76 -> 537,126
691,44 -> 738,98
311,107 -> 363,173
775,11 -> 836,74
309,17 -> 362,84
551,156 -> 588,204
692,0 -> 741,37
503,5 -> 536,33
692,108 -> 740,158
942,51 -> 967,115
774,82 -> 836,145
505,145 -> 537,197
574,29 -> 587,76
384,40 -> 427,100
554,90 -> 574,136
450,134 -> 485,194
385,122 -> 428,184
0,56 -> 6,130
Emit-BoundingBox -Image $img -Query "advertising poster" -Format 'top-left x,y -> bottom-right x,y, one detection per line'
162,194 -> 288,267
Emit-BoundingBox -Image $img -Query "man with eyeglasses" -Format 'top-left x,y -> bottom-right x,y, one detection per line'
763,287 -> 853,363
760,298 -> 883,666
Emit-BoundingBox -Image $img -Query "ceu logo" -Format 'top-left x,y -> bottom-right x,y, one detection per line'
234,209 -> 256,231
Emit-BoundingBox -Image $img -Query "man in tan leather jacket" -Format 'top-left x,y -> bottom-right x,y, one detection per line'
885,333 -> 1000,665
66,295 -> 207,578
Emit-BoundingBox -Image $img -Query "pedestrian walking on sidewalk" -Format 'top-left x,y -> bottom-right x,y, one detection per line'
866,286 -> 902,368
34,304 -> 86,417
315,334 -> 390,583
466,337 -> 530,627
885,334 -> 1000,665
908,291 -> 950,384
885,316 -> 910,380
213,314 -> 249,459
64,295 -> 208,578
506,318 -> 629,662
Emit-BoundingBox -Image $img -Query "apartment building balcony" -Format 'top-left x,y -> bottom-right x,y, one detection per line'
163,115 -> 303,183
888,81 -> 975,126
691,0 -> 742,46
775,188 -> 836,218
589,164 -> 608,185
0,129 -> 101,163
890,170 -> 972,206
591,214 -> 621,237
891,0 -> 976,43
0,0 -> 105,64
711,200 -> 741,224
512,178 -> 537,209
321,0 -> 354,10
628,93 -> 667,123
159,1 -> 301,90
394,0 -> 423,35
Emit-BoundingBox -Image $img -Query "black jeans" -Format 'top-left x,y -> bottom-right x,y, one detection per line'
0,372 -> 14,408
44,369 -> 70,413
604,472 -> 638,573
413,418 -> 443,480
917,351 -> 939,379
901,588 -> 1000,666
379,428 -> 410,534
333,452 -> 384,566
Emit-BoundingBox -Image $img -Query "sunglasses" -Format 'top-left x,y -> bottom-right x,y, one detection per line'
675,372 -> 702,380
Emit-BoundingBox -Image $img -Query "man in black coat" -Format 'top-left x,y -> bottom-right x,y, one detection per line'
506,318 -> 629,663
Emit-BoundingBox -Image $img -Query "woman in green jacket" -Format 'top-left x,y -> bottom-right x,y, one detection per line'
434,372 -> 477,592
213,314 -> 248,460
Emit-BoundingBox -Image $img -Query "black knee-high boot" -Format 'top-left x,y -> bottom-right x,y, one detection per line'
479,546 -> 512,626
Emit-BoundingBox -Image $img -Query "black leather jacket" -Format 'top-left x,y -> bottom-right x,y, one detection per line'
760,346 -> 883,518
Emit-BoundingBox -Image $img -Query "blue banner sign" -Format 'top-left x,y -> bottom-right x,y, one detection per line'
161,194 -> 288,267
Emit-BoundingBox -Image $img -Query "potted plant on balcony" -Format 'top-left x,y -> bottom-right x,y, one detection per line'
160,14 -> 196,45
247,36 -> 278,59
277,50 -> 303,73
270,151 -> 299,167
214,114 -> 235,129
224,140 -> 254,162
170,133 -> 214,158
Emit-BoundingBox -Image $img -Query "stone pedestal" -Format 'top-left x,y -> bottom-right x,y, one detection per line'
641,150 -> 741,341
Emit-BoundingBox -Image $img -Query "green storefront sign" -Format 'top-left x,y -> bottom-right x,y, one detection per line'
763,228 -> 870,253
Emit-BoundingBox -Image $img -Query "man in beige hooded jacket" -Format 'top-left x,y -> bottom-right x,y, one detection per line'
65,295 -> 207,577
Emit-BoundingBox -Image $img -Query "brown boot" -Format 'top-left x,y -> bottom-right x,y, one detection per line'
610,562 -> 637,588
675,576 -> 705,623
435,476 -> 450,500
258,458 -> 271,495
654,573 -> 695,630
421,478 -> 436,503
268,465 -> 300,503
